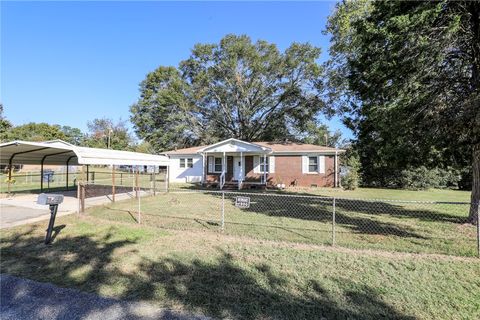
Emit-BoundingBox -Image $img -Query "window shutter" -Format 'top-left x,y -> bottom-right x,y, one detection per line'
269,156 -> 275,173
253,156 -> 260,173
302,156 -> 308,174
208,156 -> 214,173
319,155 -> 325,174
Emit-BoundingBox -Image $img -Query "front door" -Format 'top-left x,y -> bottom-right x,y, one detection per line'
233,156 -> 243,181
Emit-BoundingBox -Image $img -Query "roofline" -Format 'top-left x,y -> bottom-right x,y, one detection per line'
198,138 -> 271,152
272,150 -> 346,155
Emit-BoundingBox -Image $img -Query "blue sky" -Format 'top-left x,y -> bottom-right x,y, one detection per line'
1,1 -> 352,140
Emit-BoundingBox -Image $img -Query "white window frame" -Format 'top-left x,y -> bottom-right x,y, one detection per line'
259,157 -> 269,174
308,156 -> 318,173
214,157 -> 223,173
179,158 -> 186,168
187,158 -> 193,168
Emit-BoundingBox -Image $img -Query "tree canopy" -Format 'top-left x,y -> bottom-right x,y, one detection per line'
131,34 -> 328,152
85,118 -> 134,150
326,0 -> 480,222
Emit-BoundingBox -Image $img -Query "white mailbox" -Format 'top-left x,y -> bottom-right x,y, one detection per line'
37,193 -> 64,206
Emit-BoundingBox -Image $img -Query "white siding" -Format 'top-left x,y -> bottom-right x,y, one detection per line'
169,155 -> 203,183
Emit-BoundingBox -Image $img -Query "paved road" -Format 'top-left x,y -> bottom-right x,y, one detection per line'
0,274 -> 208,320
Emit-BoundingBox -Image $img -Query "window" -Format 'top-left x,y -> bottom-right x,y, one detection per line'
260,157 -> 269,173
214,157 -> 223,172
308,156 -> 318,173
180,158 -> 193,168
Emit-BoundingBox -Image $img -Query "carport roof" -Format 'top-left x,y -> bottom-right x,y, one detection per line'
0,140 -> 170,166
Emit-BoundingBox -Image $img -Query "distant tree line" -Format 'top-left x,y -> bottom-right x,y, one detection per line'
0,106 -> 151,152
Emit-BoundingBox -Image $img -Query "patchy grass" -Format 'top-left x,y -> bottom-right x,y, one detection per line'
170,183 -> 471,202
290,186 -> 471,202
88,190 -> 477,257
1,215 -> 479,319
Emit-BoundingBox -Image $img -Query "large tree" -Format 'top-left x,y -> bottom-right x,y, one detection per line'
85,118 -> 134,150
0,104 -> 13,142
131,34 -> 326,152
326,1 -> 480,222
5,122 -> 67,142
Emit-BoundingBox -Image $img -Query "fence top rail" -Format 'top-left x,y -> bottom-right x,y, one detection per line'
168,189 -> 471,205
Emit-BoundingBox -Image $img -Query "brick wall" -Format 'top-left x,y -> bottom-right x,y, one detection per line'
244,155 -> 336,187
205,154 -> 337,187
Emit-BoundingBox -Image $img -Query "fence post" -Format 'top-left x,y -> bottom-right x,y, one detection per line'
153,173 -> 156,196
138,184 -> 141,224
332,197 -> 336,246
221,192 -> 225,232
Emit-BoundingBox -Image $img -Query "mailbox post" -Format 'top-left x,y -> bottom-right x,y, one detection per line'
37,193 -> 64,244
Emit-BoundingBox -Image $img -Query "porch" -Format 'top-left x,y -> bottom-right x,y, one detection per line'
198,139 -> 272,190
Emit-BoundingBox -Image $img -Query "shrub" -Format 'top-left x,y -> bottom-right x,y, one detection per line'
397,166 -> 461,190
341,150 -> 361,190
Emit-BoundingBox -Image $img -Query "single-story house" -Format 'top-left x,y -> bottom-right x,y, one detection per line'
164,138 -> 345,189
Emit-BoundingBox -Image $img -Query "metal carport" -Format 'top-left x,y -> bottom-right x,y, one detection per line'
0,140 -> 170,194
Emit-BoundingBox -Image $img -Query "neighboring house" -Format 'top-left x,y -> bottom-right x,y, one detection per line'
164,138 -> 345,189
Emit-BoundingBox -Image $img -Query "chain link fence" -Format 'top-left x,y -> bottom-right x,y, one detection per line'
79,170 -> 167,211
87,189 -> 479,257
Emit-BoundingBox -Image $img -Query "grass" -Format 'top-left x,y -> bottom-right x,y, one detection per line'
87,189 -> 477,257
170,183 -> 472,202
1,215 -> 479,319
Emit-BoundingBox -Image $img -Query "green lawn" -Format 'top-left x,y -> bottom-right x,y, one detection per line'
170,184 -> 472,202
1,215 -> 479,319
88,189 -> 477,257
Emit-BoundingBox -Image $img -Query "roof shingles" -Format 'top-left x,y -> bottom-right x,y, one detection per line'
164,140 -> 343,155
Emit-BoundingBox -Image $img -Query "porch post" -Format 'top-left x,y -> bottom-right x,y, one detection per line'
239,152 -> 243,190
66,160 -> 69,190
223,151 -> 226,175
202,152 -> 206,184
263,153 -> 267,185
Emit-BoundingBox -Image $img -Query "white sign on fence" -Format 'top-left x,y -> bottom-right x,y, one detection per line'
235,196 -> 251,209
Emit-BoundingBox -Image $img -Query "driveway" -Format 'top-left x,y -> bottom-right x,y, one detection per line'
0,274 -> 208,320
0,193 -> 78,228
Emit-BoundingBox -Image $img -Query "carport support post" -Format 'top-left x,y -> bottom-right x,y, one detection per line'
66,163 -> 69,190
111,165 -> 116,203
40,158 -> 44,192
7,159 -> 12,194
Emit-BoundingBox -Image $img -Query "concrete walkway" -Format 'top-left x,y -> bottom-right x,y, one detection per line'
0,193 -> 78,229
0,274 -> 208,320
0,190 -> 155,229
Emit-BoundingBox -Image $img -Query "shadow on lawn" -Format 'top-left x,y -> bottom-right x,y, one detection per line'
1,228 -> 414,320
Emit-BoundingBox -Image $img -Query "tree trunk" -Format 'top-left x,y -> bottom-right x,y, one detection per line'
469,144 -> 480,224
468,2 -> 480,225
